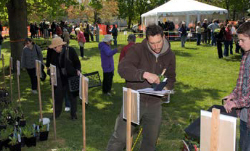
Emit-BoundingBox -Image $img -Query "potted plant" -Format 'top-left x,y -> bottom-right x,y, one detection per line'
8,135 -> 21,151
22,125 -> 36,147
0,116 -> 8,130
39,123 -> 49,141
0,126 -> 13,150
1,107 -> 16,125
15,106 -> 26,127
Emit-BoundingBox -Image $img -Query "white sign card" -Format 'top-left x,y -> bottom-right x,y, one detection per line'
35,60 -> 42,78
79,74 -> 89,104
16,60 -> 20,76
200,110 -> 237,151
50,64 -> 57,86
124,31 -> 127,35
123,87 -> 140,125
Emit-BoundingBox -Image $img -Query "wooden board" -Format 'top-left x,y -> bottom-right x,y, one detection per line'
123,87 -> 140,125
200,110 -> 237,151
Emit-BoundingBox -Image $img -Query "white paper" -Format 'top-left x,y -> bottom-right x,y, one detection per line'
16,60 -> 20,76
137,88 -> 174,96
50,64 -> 57,86
35,60 -> 42,78
79,74 -> 89,104
123,87 -> 140,125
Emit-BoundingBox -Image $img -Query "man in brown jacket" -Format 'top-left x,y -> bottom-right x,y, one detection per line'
106,24 -> 176,151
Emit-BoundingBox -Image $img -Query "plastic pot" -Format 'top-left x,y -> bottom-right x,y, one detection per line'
39,131 -> 49,141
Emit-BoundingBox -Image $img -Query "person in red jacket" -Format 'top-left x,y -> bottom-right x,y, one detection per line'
223,24 -> 233,57
119,34 -> 136,62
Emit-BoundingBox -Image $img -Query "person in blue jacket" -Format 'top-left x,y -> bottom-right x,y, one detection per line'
98,35 -> 118,96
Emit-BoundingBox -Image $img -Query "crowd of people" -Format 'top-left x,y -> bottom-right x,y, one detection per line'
10,16 -> 250,150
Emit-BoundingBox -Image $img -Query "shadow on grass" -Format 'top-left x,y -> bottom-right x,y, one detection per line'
174,49 -> 192,57
224,54 -> 242,62
159,81 -> 223,146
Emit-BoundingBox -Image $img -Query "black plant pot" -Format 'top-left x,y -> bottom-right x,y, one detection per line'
2,139 -> 10,149
39,131 -> 49,141
24,137 -> 36,147
0,125 -> 6,131
20,137 -> 25,147
0,140 -> 2,151
18,119 -> 26,127
9,143 -> 21,151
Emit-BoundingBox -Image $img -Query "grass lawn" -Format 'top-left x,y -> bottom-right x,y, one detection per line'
0,34 -> 242,151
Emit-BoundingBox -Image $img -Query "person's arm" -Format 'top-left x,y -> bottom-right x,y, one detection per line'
103,44 -> 118,56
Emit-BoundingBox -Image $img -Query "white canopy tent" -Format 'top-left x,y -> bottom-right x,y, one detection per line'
141,0 -> 228,29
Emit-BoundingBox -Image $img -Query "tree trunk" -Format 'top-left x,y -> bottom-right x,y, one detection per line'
6,0 -> 27,70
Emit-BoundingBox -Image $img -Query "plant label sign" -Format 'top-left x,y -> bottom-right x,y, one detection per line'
123,87 -> 140,125
36,60 -> 42,78
200,110 -> 237,151
50,64 -> 57,86
16,60 -> 20,76
79,74 -> 89,104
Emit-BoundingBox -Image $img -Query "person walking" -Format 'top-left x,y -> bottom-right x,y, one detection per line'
196,21 -> 202,45
208,19 -> 219,46
95,23 -> 99,42
111,24 -> 118,46
48,37 -> 81,119
179,21 -> 189,47
215,23 -> 226,59
21,38 -> 43,94
98,35 -> 118,96
106,24 -> 176,151
63,28 -> 70,46
75,28 -> 86,59
201,19 -> 208,44
224,24 -> 233,57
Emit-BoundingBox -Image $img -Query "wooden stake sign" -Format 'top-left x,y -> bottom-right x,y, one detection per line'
123,87 -> 140,125
50,64 -> 57,140
79,74 -> 89,104
36,60 -> 43,120
200,109 -> 237,151
2,54 -> 5,88
16,60 -> 21,103
80,74 -> 88,151
9,57 -> 12,102
122,87 -> 140,151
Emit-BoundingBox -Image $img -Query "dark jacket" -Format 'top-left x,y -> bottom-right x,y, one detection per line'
215,27 -> 226,42
111,26 -> 118,36
118,38 -> 176,102
46,46 -> 81,78
60,46 -> 81,77
179,25 -> 189,36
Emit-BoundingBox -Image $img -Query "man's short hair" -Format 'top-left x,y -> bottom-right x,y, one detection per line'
237,22 -> 250,37
127,34 -> 136,42
146,24 -> 163,39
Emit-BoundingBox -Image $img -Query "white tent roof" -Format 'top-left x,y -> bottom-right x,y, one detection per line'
141,0 -> 228,17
